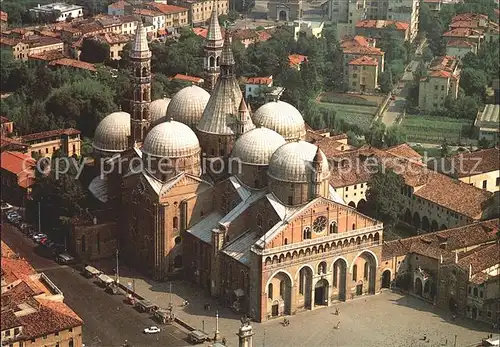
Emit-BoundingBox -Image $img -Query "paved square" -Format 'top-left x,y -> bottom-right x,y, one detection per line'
115,270 -> 493,347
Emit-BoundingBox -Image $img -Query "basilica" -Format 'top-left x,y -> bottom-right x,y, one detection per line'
89,8 -> 384,322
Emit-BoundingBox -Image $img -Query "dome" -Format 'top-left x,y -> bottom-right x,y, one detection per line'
268,141 -> 329,183
142,119 -> 200,158
253,101 -> 306,141
149,97 -> 171,123
166,86 -> 210,127
230,128 -> 285,166
92,111 -> 130,153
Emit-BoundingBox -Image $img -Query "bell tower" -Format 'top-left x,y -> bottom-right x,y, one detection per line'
203,3 -> 224,91
128,20 -> 152,147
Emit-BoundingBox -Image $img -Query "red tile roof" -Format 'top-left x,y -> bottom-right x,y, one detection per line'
1,253 -> 37,285
133,8 -> 163,17
443,27 -> 483,37
19,128 -> 80,142
192,27 -> 208,39
451,13 -> 488,22
257,30 -> 272,42
108,0 -> 130,9
28,50 -> 66,62
385,143 -> 422,161
147,2 -> 188,14
1,116 -> 10,124
171,73 -> 203,84
0,37 -> 21,46
0,151 -> 35,175
289,54 -> 308,67
348,55 -> 378,66
246,76 -> 273,85
445,147 -> 500,177
49,58 -> 97,72
456,243 -> 500,274
446,39 -> 476,47
0,136 -> 28,150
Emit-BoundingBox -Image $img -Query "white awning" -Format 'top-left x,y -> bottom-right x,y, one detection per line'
98,274 -> 114,284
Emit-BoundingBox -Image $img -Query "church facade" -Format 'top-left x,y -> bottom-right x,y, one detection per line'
89,11 -> 384,322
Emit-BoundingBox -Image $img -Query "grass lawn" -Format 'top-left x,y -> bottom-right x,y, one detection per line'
318,102 -> 377,132
400,115 -> 473,144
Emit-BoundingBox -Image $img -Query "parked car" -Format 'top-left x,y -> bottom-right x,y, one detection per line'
32,233 -> 47,241
143,326 -> 161,334
55,253 -> 75,264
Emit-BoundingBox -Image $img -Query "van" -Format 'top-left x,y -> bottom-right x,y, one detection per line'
56,253 -> 75,264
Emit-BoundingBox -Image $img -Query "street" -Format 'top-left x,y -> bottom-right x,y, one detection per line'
1,222 -> 189,347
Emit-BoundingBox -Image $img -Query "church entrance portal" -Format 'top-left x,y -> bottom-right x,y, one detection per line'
272,302 -> 279,317
279,10 -> 287,21
314,279 -> 329,306
382,270 -> 391,288
356,283 -> 363,296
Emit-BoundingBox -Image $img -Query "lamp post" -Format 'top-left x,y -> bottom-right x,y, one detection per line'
214,310 -> 220,342
115,249 -> 120,284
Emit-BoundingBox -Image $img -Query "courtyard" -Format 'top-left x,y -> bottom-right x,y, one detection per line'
111,266 -> 493,347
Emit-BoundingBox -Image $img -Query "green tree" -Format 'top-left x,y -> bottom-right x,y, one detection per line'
365,120 -> 386,148
379,70 -> 393,94
366,168 -> 405,228
80,37 -> 110,64
441,138 -> 450,157
460,68 -> 487,97
478,137 -> 492,149
385,125 -> 406,147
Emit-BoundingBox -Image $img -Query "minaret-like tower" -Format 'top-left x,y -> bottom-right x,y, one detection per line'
236,98 -> 252,138
312,147 -> 324,198
128,20 -> 152,147
203,4 -> 224,91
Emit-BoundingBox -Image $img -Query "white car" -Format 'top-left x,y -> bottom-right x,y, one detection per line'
1,202 -> 13,211
143,326 -> 161,334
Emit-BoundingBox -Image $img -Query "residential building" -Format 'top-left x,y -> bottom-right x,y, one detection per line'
355,20 -> 410,42
175,0 -> 229,26
386,0 -> 419,42
0,10 -> 8,32
244,76 -> 274,101
193,27 -> 272,48
327,0 -> 366,39
29,3 -> 84,22
340,36 -> 385,81
28,50 -> 66,65
1,116 -> 13,136
134,8 -> 166,33
293,20 -> 324,41
0,136 -> 28,153
145,2 -> 190,32
59,15 -> 139,42
268,0 -> 303,21
48,58 -> 97,72
445,40 -> 478,59
18,128 -> 81,158
108,0 -> 133,16
171,73 -> 204,85
289,54 -> 308,70
0,36 -> 64,61
431,147 -> 500,193
442,27 -> 484,47
475,104 -> 499,145
328,145 -> 495,230
381,219 -> 499,324
1,241 -> 84,347
423,0 -> 442,12
0,151 -> 35,205
443,13 -> 499,48
418,56 -> 461,112
347,56 -> 379,93
72,32 -> 131,61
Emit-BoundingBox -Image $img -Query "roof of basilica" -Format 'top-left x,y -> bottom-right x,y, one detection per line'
230,127 -> 286,166
268,141 -> 330,183
142,119 -> 200,158
252,100 -> 306,141
92,111 -> 131,153
166,85 -> 210,127
149,97 -> 171,124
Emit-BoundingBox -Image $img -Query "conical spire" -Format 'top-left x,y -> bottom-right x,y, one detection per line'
235,97 -> 255,137
220,32 -> 235,66
131,19 -> 151,59
206,3 -> 223,46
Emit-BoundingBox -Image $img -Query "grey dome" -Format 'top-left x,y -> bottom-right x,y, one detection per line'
166,86 -> 210,127
150,97 -> 171,124
231,128 -> 285,165
142,119 -> 200,158
268,141 -> 329,183
92,111 -> 130,153
253,101 -> 306,141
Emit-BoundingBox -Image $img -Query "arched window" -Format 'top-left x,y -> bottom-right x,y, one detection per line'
216,56 -> 220,66
473,287 -> 478,297
173,216 -> 178,229
142,66 -> 148,76
318,261 -> 326,275
284,238 -> 288,245
352,264 -> 357,281
135,67 -> 141,77
268,283 -> 273,299
363,262 -> 369,280
279,280 -> 285,297
330,221 -> 337,234
352,223 -> 356,230
303,227 -> 311,239
209,56 -> 215,67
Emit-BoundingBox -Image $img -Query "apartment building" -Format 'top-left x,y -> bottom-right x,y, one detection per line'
0,36 -> 63,61
29,2 -> 84,22
244,76 -> 274,100
340,35 -> 385,81
355,19 -> 410,41
60,15 -> 139,42
72,32 -> 130,60
1,241 -> 84,347
108,0 -> 133,16
1,116 -> 14,136
423,0 -> 442,12
18,128 -> 81,158
145,2 -> 189,32
445,40 -> 478,59
418,56 -> 461,112
293,20 -> 324,40
328,0 -> 366,39
134,8 -> 166,32
443,13 -> 499,47
0,151 -> 35,205
386,0 -> 419,42
175,0 -> 228,26
348,55 -> 379,93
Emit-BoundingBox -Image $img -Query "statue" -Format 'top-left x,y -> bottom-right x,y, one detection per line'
240,314 -> 251,327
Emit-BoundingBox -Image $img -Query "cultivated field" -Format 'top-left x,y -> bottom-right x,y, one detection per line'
401,115 -> 473,144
